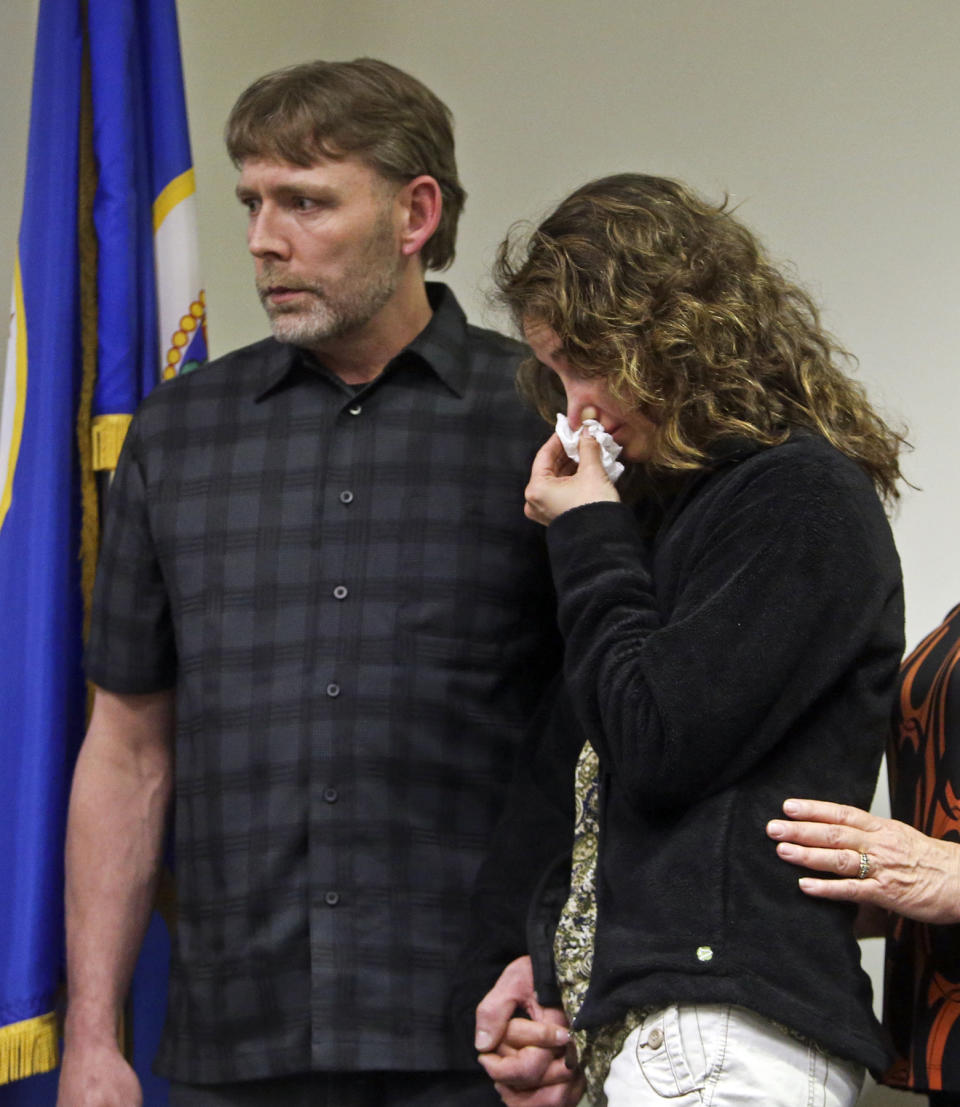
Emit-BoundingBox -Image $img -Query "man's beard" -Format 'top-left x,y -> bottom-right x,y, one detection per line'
256,210 -> 403,348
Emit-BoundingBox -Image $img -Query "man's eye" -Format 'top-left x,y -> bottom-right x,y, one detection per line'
294,197 -> 317,212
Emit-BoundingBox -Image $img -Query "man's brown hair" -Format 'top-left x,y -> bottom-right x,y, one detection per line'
226,58 -> 466,271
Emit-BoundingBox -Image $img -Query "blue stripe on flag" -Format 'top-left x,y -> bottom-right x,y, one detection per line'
0,0 -> 85,1055
87,0 -> 197,415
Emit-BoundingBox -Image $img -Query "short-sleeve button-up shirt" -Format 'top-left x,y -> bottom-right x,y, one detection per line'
85,285 -> 561,1082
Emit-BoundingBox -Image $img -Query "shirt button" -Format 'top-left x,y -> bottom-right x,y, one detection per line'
324,891 -> 340,906
333,585 -> 348,600
696,945 -> 714,962
326,682 -> 340,698
647,1028 -> 664,1049
348,404 -> 362,416
323,787 -> 338,803
339,490 -> 354,504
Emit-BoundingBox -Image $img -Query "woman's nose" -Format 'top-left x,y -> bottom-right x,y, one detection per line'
566,390 -> 599,430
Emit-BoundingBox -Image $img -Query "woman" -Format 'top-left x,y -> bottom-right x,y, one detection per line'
770,603 -> 960,1106
469,174 -> 907,1107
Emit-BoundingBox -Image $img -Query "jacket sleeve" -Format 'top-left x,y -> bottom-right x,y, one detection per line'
447,679 -> 581,1061
545,446 -> 902,813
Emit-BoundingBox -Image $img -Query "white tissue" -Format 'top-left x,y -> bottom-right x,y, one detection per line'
555,414 -> 625,483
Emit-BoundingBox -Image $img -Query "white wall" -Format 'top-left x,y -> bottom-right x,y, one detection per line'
183,0 -> 960,655
4,3 -> 959,1102
1,0 -> 37,334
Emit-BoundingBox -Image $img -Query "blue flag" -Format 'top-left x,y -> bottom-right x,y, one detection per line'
0,0 -> 204,1097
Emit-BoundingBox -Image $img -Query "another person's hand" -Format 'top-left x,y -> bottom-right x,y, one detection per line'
767,797 -> 960,925
524,431 -> 619,527
475,955 -> 585,1107
57,1038 -> 142,1106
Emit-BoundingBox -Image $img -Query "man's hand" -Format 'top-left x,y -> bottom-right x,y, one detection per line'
524,432 -> 619,527
57,1038 -> 142,1107
475,956 -> 585,1107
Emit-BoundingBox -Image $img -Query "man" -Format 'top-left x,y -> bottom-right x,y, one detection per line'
58,58 -> 560,1106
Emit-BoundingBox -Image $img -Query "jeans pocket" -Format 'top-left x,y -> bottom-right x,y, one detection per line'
631,1004 -> 731,1098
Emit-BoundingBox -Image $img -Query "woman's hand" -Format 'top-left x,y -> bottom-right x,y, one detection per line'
524,431 -> 619,527
767,797 -> 960,925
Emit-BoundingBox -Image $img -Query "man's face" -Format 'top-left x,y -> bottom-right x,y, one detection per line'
237,155 -> 405,348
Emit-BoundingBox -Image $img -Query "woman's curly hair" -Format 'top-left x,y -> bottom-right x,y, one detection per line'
496,174 -> 906,505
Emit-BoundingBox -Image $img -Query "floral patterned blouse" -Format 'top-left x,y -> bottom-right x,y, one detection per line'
553,742 -> 645,1105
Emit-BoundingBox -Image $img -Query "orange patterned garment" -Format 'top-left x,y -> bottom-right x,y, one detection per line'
884,604 -> 960,1092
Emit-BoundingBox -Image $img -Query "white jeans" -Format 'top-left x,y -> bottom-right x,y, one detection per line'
603,1003 -> 864,1107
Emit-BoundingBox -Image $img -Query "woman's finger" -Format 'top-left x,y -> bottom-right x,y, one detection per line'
795,876 -> 871,902
500,1018 -> 570,1052
774,841 -> 871,878
781,798 -> 878,831
576,431 -> 603,462
479,1046 -> 573,1089
767,818 -> 865,852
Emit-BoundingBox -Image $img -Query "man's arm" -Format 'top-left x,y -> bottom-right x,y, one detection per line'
58,686 -> 175,1107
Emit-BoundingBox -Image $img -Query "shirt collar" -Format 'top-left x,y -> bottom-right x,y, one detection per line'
254,282 -> 471,401
254,341 -> 302,401
403,282 -> 471,397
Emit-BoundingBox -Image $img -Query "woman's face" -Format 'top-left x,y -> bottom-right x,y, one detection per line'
523,319 -> 657,463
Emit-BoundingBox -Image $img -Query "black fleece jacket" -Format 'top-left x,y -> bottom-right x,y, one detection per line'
453,432 -> 904,1074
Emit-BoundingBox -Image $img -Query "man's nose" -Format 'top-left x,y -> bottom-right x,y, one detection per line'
248,207 -> 289,259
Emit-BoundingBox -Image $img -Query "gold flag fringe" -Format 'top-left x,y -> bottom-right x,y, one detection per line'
0,1013 -> 58,1083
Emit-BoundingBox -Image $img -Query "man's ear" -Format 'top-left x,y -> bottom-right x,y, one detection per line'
397,175 -> 442,260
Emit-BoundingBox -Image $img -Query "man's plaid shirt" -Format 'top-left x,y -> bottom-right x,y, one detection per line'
85,285 -> 561,1082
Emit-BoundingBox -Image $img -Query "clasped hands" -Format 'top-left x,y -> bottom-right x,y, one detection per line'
475,955 -> 585,1107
